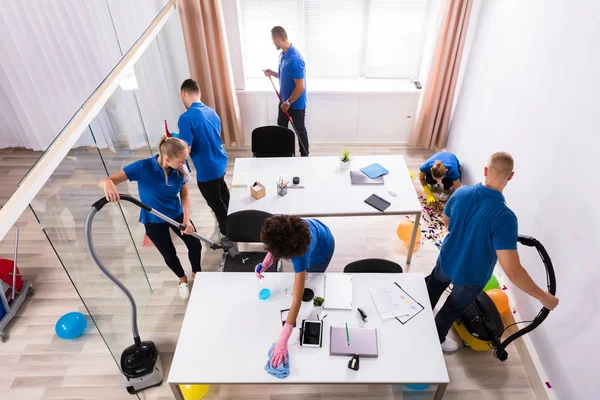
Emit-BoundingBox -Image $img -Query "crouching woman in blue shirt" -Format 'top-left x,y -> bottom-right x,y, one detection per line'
98,136 -> 200,300
254,215 -> 335,368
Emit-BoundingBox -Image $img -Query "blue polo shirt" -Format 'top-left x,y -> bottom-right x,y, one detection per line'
440,183 -> 518,286
291,219 -> 334,273
279,44 -> 307,110
420,152 -> 461,181
178,102 -> 228,183
123,156 -> 185,224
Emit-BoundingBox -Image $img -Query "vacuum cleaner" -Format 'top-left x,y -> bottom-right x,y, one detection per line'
84,194 -> 238,394
453,235 -> 557,361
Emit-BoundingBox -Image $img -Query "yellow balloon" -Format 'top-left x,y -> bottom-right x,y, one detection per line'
180,384 -> 210,400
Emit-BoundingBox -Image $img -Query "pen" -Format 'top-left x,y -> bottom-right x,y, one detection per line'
345,322 -> 350,346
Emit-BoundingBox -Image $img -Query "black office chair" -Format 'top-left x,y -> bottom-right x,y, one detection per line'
343,258 -> 403,273
220,210 -> 280,272
251,126 -> 295,158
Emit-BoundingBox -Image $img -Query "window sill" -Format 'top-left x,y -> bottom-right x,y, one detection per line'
237,78 -> 422,95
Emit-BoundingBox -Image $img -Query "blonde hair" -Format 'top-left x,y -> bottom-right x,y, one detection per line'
488,151 -> 514,178
157,135 -> 191,185
431,160 -> 447,180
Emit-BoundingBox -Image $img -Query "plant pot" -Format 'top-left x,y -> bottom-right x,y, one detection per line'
311,306 -> 323,319
340,160 -> 352,171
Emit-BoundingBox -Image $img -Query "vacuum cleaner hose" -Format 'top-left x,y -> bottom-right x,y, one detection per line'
494,235 -> 557,361
85,201 -> 142,346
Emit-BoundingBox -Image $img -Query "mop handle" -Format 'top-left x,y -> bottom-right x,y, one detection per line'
267,76 -> 292,122
11,224 -> 18,301
266,75 -> 309,156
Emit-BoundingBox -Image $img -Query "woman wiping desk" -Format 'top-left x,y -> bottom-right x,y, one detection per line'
255,215 -> 335,368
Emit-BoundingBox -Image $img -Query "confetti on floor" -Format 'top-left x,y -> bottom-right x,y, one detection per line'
418,196 -> 447,250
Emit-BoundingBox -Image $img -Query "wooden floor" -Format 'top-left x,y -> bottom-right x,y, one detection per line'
0,144 -> 536,400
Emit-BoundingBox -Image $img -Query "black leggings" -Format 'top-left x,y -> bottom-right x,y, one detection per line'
425,172 -> 454,191
144,214 -> 202,278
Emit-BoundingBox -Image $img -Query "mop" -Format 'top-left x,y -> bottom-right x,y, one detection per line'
266,75 -> 309,157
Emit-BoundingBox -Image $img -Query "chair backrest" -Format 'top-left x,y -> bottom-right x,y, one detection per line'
343,258 -> 403,273
226,210 -> 273,243
251,126 -> 295,158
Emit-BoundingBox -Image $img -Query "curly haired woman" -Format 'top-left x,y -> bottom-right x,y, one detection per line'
254,215 -> 335,368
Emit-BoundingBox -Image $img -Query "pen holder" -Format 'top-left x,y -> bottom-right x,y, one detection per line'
251,182 -> 266,200
277,185 -> 288,197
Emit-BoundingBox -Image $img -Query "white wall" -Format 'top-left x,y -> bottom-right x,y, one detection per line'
447,1 -> 600,399
237,82 -> 420,144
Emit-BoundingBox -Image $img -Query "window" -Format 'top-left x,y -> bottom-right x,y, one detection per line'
238,0 -> 430,79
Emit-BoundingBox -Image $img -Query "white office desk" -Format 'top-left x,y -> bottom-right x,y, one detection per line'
229,155 -> 423,264
168,273 -> 449,399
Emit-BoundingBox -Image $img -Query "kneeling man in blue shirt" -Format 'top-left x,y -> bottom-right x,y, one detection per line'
178,79 -> 230,239
427,152 -> 559,352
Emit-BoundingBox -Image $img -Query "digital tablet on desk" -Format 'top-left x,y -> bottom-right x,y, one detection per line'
364,194 -> 391,212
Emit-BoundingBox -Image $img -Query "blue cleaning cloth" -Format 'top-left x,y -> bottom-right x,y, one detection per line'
360,163 -> 389,179
264,344 -> 290,379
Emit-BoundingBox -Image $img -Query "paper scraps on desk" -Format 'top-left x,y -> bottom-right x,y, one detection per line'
264,344 -> 290,379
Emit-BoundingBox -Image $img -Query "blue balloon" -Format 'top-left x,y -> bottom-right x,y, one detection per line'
55,312 -> 87,340
405,384 -> 431,391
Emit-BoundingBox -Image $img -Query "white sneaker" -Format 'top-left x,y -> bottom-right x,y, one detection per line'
440,192 -> 450,202
178,282 -> 190,299
441,337 -> 459,353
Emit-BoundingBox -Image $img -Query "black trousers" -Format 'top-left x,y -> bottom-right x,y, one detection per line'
426,256 -> 483,343
425,172 -> 454,191
277,107 -> 309,157
144,214 -> 201,278
197,174 -> 230,235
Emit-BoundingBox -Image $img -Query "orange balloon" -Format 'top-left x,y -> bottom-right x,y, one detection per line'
396,220 -> 421,248
486,289 -> 510,315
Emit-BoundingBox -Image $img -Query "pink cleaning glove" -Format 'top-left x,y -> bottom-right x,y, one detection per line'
270,322 -> 293,367
255,252 -> 275,279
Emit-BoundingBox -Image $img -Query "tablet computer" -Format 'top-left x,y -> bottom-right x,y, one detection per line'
364,194 -> 391,212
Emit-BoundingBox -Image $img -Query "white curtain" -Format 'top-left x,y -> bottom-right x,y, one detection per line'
0,0 -> 186,151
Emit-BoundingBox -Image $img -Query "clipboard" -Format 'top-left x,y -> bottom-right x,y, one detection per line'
393,282 -> 424,325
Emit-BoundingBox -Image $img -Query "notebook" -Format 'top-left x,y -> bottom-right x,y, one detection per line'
330,326 -> 378,357
350,170 -> 384,185
323,274 -> 353,310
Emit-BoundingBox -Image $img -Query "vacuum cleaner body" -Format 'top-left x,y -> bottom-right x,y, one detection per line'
122,341 -> 163,394
452,235 -> 557,361
454,291 -> 504,351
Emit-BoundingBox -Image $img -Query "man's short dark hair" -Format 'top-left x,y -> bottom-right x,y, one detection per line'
271,26 -> 288,41
181,78 -> 200,94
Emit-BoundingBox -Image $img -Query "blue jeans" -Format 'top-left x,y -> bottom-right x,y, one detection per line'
426,256 -> 483,343
307,238 -> 335,273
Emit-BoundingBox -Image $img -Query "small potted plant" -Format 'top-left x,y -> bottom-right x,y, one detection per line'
313,296 -> 325,308
340,150 -> 352,171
